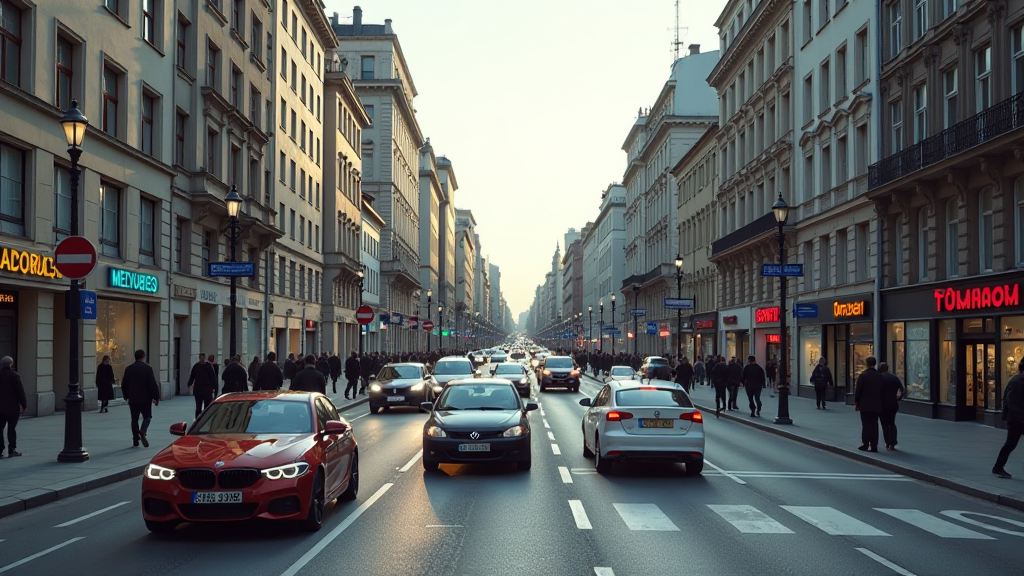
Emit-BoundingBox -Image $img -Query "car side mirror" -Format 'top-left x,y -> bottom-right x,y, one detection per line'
525,402 -> 539,412
420,401 -> 434,411
324,420 -> 349,435
579,398 -> 591,407
169,422 -> 188,436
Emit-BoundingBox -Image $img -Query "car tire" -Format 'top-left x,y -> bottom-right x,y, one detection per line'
369,405 -> 380,414
686,457 -> 704,477
145,519 -> 178,534
517,456 -> 532,472
302,470 -> 326,532
594,436 -> 612,474
340,452 -> 359,501
582,427 -> 594,458
423,458 -> 440,472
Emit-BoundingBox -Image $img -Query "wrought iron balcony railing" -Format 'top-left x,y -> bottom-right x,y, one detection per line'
711,212 -> 777,257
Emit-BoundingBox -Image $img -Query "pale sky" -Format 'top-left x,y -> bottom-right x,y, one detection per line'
323,0 -> 728,320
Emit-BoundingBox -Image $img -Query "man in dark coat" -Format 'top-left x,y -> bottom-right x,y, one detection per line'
359,353 -> 375,395
208,354 -> 219,381
879,361 -> 905,451
291,355 -> 327,394
675,358 -> 694,392
186,352 -> 217,419
726,357 -> 742,411
221,355 -> 249,393
811,357 -> 835,409
741,355 -> 767,417
0,356 -> 26,457
316,353 -> 331,382
994,359 -> 1024,478
344,352 -> 361,399
254,351 -> 284,391
854,356 -> 885,452
710,357 -> 730,417
328,353 -> 343,394
283,353 -> 298,384
96,355 -> 116,413
121,349 -> 159,448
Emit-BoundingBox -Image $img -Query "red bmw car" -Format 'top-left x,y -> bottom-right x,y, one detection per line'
141,391 -> 357,533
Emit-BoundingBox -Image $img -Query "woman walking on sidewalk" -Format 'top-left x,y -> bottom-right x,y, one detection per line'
994,358 -> 1024,478
96,355 -> 115,413
811,357 -> 834,409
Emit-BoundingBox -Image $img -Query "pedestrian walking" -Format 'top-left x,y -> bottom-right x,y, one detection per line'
221,355 -> 249,393
766,356 -> 777,398
742,355 -> 766,417
121,349 -> 159,448
675,357 -> 694,393
186,353 -> 217,419
328,352 -> 342,394
710,356 -> 730,417
727,357 -> 742,411
283,353 -> 298,385
96,355 -> 116,413
316,353 -> 331,383
248,355 -> 261,387
208,354 -> 219,381
359,352 -> 375,395
254,351 -> 284,390
993,358 -> 1024,478
693,356 -> 705,387
344,352 -> 360,399
0,356 -> 26,457
854,356 -> 884,453
811,357 -> 835,409
291,355 -> 327,393
879,362 -> 905,451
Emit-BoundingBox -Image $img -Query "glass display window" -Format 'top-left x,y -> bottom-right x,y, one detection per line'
1002,316 -> 1024,341
800,326 -> 822,386
95,299 -> 150,386
938,319 -> 956,405
888,322 -> 906,384
963,317 -> 995,334
905,320 -> 931,400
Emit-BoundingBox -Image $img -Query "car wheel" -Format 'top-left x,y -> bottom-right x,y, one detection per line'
145,519 -> 178,534
369,405 -> 380,414
302,470 -> 326,532
517,456 -> 532,471
594,436 -> 612,474
423,458 -> 440,472
686,457 -> 704,477
582,426 -> 594,458
340,452 -> 359,501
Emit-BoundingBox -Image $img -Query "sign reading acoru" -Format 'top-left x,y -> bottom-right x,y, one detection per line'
834,300 -> 869,318
108,267 -> 159,294
0,246 -> 63,279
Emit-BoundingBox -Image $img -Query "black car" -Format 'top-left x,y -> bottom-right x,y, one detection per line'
537,356 -> 580,393
492,363 -> 531,397
421,379 -> 538,472
369,363 -> 437,414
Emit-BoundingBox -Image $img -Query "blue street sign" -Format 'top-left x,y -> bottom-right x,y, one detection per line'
604,329 -> 622,336
762,264 -> 804,277
601,324 -> 618,333
794,303 -> 819,318
663,297 -> 695,310
646,321 -> 657,335
81,290 -> 97,320
208,261 -> 255,277
630,308 -> 646,316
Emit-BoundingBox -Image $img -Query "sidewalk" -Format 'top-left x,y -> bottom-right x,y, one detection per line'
0,387 -> 368,519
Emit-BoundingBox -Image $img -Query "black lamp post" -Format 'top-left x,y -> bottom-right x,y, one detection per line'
426,288 -> 432,353
588,306 -> 593,352
772,193 -> 793,425
611,294 -> 616,355
438,304 -> 444,352
225,186 -> 243,358
632,285 -> 639,356
599,300 -> 604,353
675,254 -> 683,359
58,100 -> 89,463
357,270 -> 365,357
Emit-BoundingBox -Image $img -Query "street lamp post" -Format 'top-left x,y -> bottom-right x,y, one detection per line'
632,286 -> 639,356
58,100 -> 89,463
438,304 -> 444,352
598,300 -> 604,353
357,270 -> 365,356
675,255 -> 683,359
588,306 -> 593,352
426,289 -> 432,353
772,193 -> 793,425
225,186 -> 243,358
611,294 -> 617,355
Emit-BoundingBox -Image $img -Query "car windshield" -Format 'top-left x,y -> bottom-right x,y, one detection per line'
191,399 -> 313,435
647,358 -> 668,366
545,357 -> 574,369
436,385 -> 520,410
378,366 -> 421,380
610,367 -> 634,376
494,365 -> 523,375
615,388 -> 693,408
434,361 -> 473,375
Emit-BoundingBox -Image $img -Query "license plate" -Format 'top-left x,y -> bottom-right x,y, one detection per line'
387,395 -> 404,402
458,443 -> 490,452
638,419 -> 674,428
191,491 -> 243,504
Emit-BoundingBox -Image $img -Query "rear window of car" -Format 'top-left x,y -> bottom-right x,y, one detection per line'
544,357 -> 574,369
610,367 -> 634,376
434,360 -> 473,375
494,365 -> 523,375
615,388 -> 693,408
647,358 -> 668,366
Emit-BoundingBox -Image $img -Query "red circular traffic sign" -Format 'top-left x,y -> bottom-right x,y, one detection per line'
356,305 -> 375,325
54,236 -> 98,279
422,320 -> 434,331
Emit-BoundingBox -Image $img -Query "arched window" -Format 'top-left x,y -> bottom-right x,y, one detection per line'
918,207 -> 930,282
946,198 -> 959,278
979,188 -> 993,272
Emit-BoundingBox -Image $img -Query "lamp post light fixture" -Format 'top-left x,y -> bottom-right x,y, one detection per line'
611,294 -> 617,356
426,288 -> 433,353
675,254 -> 684,359
438,304 -> 444,352
772,193 -> 793,425
225,185 -> 243,358
57,99 -> 90,463
598,300 -> 604,353
632,285 -> 639,356
588,306 -> 593,352
357,269 -> 365,357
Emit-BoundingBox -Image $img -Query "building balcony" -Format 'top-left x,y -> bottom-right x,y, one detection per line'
711,212 -> 778,258
868,91 -> 1024,190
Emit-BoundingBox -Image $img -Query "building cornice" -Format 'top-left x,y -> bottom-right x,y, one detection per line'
296,0 -> 339,49
670,124 -> 720,176
707,0 -> 790,88
353,80 -> 424,146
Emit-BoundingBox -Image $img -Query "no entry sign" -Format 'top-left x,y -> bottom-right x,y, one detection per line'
422,320 -> 434,331
54,236 -> 98,279
356,305 -> 375,325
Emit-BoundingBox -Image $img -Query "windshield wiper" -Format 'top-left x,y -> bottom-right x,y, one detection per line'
474,406 -> 512,411
438,406 -> 461,410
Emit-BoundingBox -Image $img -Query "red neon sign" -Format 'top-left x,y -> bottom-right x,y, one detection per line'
765,334 -> 781,343
933,284 -> 1020,313
755,307 -> 780,323
695,319 -> 715,330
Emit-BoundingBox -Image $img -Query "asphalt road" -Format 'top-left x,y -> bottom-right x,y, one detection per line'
2,372 -> 1024,576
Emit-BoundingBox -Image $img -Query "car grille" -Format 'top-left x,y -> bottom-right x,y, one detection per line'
445,450 -> 507,460
178,503 -> 259,520
143,498 -> 174,517
178,469 -> 216,490
548,372 -> 571,380
218,469 -> 260,489
448,431 -> 505,440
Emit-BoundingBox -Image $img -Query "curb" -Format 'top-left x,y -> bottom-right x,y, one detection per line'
0,396 -> 369,520
693,400 -> 1024,513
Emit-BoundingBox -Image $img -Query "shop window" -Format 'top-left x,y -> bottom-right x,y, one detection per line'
939,319 -> 956,405
99,184 -> 120,257
95,300 -> 150,387
888,322 -> 906,386
904,320 -> 931,400
800,326 -> 823,387
1001,317 -> 1024,410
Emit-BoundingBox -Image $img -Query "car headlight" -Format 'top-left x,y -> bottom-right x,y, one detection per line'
542,369 -> 551,376
425,426 -> 447,438
502,425 -> 526,437
370,384 -> 382,392
261,462 -> 310,480
411,383 -> 424,391
519,378 -> 528,384
145,463 -> 176,481
570,370 -> 580,376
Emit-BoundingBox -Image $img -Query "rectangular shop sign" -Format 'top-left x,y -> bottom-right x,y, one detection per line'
794,303 -> 818,318
80,290 -> 97,320
646,321 -> 657,334
658,322 -> 671,337
108,267 -> 159,294
663,297 -> 695,310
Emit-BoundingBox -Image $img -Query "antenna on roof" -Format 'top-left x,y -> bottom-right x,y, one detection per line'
672,0 -> 689,61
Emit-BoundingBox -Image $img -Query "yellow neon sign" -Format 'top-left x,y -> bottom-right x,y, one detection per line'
0,247 -> 64,279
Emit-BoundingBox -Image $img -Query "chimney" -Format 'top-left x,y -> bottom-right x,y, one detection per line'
353,6 -> 362,34
688,44 -> 700,56
330,12 -> 338,25
384,18 -> 392,34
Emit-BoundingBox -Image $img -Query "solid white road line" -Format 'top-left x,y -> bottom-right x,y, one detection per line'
551,443 -> 561,455
613,503 -> 680,531
425,525 -> 463,528
347,412 -> 370,421
0,537 -> 85,574
782,506 -> 891,536
558,466 -> 573,484
855,548 -> 918,576
543,419 -> 551,429
547,431 -> 556,441
594,568 -> 616,576
703,459 -> 746,484
398,450 -> 422,472
729,471 -> 904,478
54,501 -> 130,527
876,509 -> 994,539
279,483 -> 393,576
708,504 -> 795,534
569,500 -> 593,530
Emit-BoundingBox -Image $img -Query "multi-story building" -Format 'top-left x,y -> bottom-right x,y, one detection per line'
490,262 -> 502,328
322,53 -> 370,356
454,209 -> 476,340
561,238 -> 584,343
673,125 -> 721,360
580,221 -> 597,347
592,185 -> 627,352
622,46 -> 719,357
436,156 -> 458,333
360,197 -> 385,353
791,0 -> 880,395
707,0 -> 795,363
417,140 -> 442,352
474,235 -> 491,322
333,7 -> 424,354
868,0 -> 1024,425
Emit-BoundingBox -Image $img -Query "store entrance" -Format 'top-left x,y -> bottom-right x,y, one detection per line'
964,341 -> 996,422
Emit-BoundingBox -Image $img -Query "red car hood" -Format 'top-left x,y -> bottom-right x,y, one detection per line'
151,434 -> 315,469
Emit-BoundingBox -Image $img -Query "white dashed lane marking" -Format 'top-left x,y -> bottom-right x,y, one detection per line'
613,503 -> 680,531
708,504 -> 795,534
781,506 -> 890,536
551,443 -> 561,455
558,466 -> 573,484
569,500 -> 593,529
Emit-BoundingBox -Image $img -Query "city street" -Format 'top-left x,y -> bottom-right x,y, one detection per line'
2,373 -> 1023,576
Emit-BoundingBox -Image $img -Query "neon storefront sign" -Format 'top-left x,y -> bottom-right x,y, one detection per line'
933,284 -> 1020,313
755,307 -> 779,323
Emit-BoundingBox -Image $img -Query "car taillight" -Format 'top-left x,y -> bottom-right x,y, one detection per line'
606,411 -> 633,421
639,386 -> 657,390
680,411 -> 703,423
